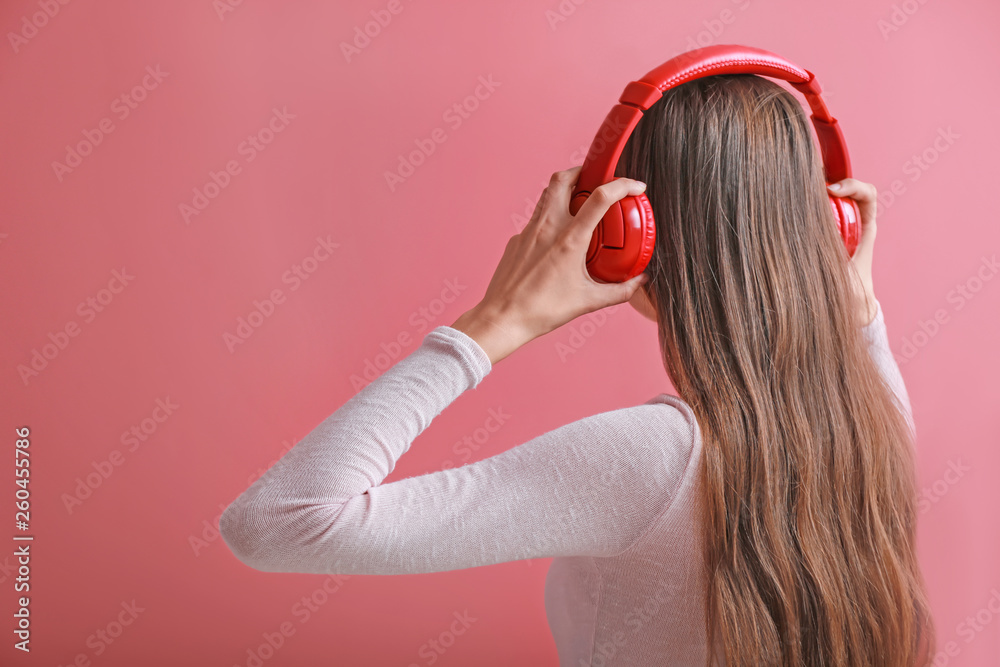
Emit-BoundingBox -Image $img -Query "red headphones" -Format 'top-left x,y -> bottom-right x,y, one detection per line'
569,44 -> 862,283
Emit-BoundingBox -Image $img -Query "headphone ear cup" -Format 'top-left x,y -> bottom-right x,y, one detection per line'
829,195 -> 861,258
630,193 -> 657,278
585,194 -> 657,283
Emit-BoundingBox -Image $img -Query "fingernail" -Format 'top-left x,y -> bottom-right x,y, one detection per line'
635,181 -> 646,191
827,182 -> 841,191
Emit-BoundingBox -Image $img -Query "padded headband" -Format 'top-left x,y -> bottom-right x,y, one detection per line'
572,45 -> 854,204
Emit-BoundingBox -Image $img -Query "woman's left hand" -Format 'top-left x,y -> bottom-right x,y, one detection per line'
451,166 -> 650,365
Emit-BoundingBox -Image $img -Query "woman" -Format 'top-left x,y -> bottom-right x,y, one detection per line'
220,74 -> 935,666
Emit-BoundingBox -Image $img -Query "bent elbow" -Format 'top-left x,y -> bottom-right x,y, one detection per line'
219,499 -> 349,573
219,501 -> 283,572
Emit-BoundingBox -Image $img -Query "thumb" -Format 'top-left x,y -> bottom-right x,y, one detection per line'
610,272 -> 649,305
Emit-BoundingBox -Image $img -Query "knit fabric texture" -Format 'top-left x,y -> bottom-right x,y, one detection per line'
220,299 -> 912,666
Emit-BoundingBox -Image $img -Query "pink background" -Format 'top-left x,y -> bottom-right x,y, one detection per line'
1,0 -> 998,665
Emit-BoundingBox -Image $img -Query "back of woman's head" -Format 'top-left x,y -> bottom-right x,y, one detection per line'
615,73 -> 935,666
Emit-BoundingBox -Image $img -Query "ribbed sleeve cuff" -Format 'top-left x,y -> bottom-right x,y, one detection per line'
423,325 -> 493,389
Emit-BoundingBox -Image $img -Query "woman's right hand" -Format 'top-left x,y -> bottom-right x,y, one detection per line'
828,178 -> 879,326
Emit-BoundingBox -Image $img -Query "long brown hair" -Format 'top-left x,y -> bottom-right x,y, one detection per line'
615,74 -> 935,666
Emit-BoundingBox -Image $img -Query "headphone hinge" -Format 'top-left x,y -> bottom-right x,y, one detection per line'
619,80 -> 662,110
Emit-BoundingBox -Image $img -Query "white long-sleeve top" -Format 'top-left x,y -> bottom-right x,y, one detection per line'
219,299 -> 912,666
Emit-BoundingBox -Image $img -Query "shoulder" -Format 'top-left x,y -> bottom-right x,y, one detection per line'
545,393 -> 700,500
584,392 -> 698,448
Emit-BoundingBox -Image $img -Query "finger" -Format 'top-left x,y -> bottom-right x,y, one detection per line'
596,271 -> 649,307
543,166 -> 582,217
827,178 -> 876,230
573,177 -> 647,240
830,181 -> 877,267
520,167 -> 583,240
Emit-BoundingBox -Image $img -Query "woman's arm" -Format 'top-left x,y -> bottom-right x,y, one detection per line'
218,324 -> 697,575
829,178 -> 915,439
218,170 -> 693,574
861,299 -> 916,440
